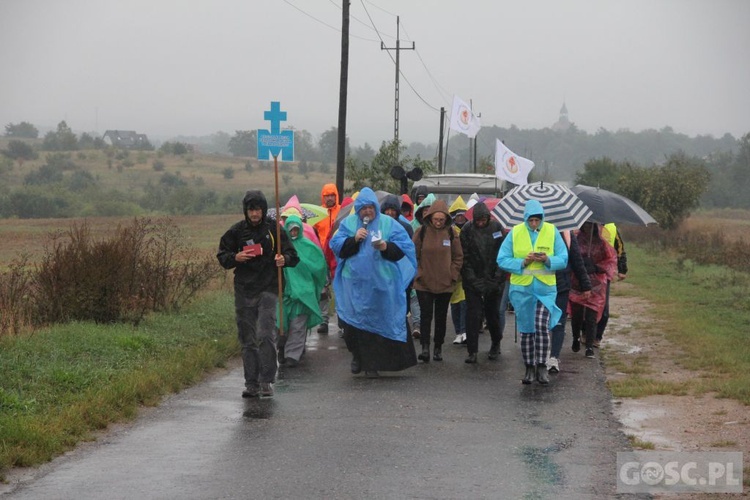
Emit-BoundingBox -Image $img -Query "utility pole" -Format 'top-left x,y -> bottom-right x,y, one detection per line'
381,16 -> 414,145
335,0 -> 350,201
438,107 -> 445,174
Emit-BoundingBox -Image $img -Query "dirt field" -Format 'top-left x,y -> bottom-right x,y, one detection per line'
604,283 -> 749,498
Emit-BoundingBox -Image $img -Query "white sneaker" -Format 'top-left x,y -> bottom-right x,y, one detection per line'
452,334 -> 463,345
460,333 -> 467,344
547,357 -> 560,373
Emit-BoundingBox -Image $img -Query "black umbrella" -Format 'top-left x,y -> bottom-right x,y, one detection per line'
571,185 -> 657,226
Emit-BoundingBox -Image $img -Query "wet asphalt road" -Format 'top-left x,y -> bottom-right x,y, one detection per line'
2,313 -> 637,499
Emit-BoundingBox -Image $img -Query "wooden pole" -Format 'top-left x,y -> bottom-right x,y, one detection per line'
274,154 -> 284,338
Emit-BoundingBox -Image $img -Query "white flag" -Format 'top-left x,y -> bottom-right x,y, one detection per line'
495,139 -> 534,185
449,95 -> 481,138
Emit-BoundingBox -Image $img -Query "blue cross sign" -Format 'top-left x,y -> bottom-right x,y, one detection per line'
257,101 -> 294,162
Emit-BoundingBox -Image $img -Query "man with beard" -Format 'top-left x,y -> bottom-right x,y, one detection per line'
314,183 -> 341,335
217,190 -> 299,398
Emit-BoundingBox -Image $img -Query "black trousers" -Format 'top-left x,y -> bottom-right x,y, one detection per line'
570,303 -> 597,349
465,287 -> 502,355
416,290 -> 452,348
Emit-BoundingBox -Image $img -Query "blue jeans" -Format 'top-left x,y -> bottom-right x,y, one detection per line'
450,300 -> 466,335
410,289 -> 421,331
550,290 -> 569,358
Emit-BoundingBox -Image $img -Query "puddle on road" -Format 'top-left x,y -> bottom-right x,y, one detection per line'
612,399 -> 680,449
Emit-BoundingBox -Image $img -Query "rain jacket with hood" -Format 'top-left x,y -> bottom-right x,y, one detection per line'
381,194 -> 414,237
568,222 -> 617,321
410,193 -> 436,231
217,190 -> 299,296
400,194 -> 415,221
497,200 -> 568,332
314,183 -> 341,247
279,214 -> 328,331
449,196 -> 469,304
330,188 -> 417,342
459,201 -> 506,295
413,200 -> 463,294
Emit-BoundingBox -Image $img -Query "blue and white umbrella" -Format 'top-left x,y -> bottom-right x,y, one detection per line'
491,182 -> 593,231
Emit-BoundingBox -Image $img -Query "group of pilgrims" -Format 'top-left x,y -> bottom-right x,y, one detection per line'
217,183 -> 627,397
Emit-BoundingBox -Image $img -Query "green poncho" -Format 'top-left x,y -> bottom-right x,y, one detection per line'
279,214 -> 328,331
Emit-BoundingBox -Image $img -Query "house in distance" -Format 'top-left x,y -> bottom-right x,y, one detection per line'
102,130 -> 153,150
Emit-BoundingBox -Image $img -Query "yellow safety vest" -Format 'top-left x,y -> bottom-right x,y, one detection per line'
602,223 -> 617,247
510,222 -> 557,286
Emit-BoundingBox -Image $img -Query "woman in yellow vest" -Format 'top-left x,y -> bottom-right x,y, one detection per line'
497,200 -> 569,385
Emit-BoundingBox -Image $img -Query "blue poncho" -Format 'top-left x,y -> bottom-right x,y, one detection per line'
330,188 -> 417,342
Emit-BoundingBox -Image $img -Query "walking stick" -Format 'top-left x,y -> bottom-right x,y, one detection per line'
274,154 -> 284,338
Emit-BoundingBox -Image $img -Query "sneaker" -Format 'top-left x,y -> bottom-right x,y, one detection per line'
547,357 -> 560,373
412,329 -> 421,340
338,328 -> 345,338
460,333 -> 467,344
242,386 -> 260,398
260,382 -> 274,397
317,323 -> 329,334
593,339 -> 601,348
572,338 -> 581,353
452,334 -> 463,345
585,348 -> 595,358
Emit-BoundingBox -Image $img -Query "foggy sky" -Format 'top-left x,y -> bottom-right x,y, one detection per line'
1,0 -> 749,147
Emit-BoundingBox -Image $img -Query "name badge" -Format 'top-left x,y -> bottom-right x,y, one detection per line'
443,239 -> 451,247
492,231 -> 503,239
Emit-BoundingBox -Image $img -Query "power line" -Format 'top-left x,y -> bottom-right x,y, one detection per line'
327,0 -> 400,39
399,20 -> 452,104
282,0 -> 380,42
359,0 -> 440,113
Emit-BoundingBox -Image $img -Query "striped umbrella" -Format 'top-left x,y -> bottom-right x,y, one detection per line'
491,182 -> 592,231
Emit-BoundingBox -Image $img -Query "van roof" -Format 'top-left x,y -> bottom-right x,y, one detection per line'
412,173 -> 504,196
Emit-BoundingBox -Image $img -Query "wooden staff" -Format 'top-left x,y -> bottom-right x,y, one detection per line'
274,154 -> 284,338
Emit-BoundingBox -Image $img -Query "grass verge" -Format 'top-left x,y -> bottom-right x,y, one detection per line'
0,289 -> 237,480
605,244 -> 750,403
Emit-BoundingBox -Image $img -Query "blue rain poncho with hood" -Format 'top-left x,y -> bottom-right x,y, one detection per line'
497,199 -> 569,332
330,187 -> 417,342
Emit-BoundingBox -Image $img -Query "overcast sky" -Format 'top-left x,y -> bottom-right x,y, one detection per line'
2,0 -> 749,146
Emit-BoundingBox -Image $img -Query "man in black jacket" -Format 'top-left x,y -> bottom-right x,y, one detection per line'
459,202 -> 507,364
217,190 -> 299,398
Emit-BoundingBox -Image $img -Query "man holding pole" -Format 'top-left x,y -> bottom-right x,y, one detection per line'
217,190 -> 299,398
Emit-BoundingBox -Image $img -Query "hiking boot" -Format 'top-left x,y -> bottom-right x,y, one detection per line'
572,337 -> 581,353
351,357 -> 362,374
242,385 -> 260,398
284,357 -> 299,368
585,348 -> 595,359
522,365 -> 535,384
432,346 -> 443,361
488,342 -> 500,360
260,382 -> 274,397
465,352 -> 477,364
536,365 -> 550,384
418,344 -> 430,363
547,357 -> 560,373
317,323 -> 329,334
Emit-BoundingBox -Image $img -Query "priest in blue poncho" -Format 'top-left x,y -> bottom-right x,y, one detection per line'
330,187 -> 418,377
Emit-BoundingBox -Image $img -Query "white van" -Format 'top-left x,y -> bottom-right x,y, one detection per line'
411,173 -> 505,202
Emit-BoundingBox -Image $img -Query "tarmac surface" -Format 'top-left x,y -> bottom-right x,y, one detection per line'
2,313 -> 640,499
